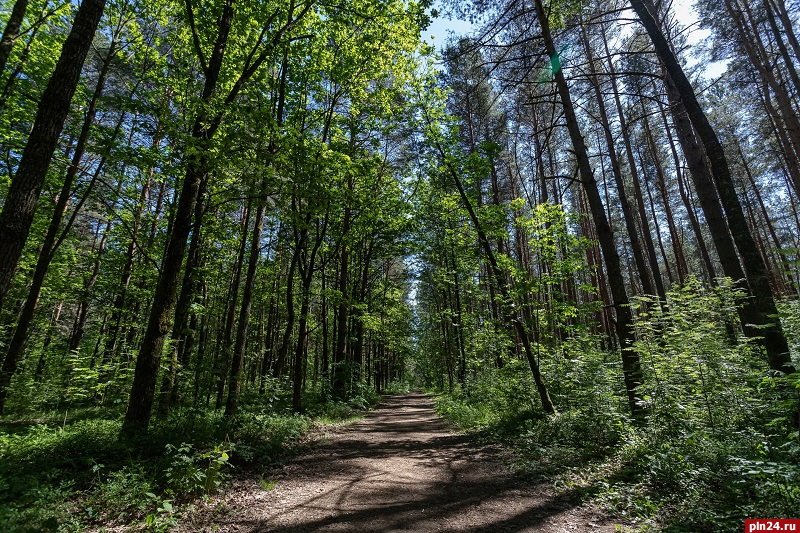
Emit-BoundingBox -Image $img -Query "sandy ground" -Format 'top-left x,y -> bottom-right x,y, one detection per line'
177,393 -> 621,532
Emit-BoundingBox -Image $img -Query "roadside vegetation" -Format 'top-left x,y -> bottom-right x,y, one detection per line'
429,286 -> 800,532
0,388 -> 379,532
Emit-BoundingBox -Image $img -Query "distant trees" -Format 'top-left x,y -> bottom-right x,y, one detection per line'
0,0 -> 426,426
0,0 -> 797,429
415,0 -> 798,417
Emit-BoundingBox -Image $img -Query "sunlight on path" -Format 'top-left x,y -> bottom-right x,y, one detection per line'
180,393 -> 619,532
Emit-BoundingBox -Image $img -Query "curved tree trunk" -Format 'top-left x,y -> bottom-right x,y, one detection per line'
423,107 -> 556,415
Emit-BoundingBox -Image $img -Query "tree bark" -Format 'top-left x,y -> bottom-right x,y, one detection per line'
763,0 -> 800,100
225,201 -> 265,416
655,90 -> 718,284
0,0 -> 29,73
584,25 -> 655,297
0,57 -> 118,412
737,141 -> 796,293
601,23 -> 665,301
640,102 -> 689,283
272,242 -> 299,379
0,0 -> 106,311
537,0 -> 643,416
631,0 -> 795,373
123,0 -> 313,431
215,203 -> 250,408
70,220 -> 111,353
158,178 -> 207,416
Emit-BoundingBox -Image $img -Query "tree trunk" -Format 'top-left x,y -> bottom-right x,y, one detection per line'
641,101 -> 689,283
215,203 -> 250,408
122,0 -> 236,432
101,130 -> 160,371
0,0 -> 29,73
272,243 -> 299,379
739,143 -> 796,292
320,273 -> 330,387
640,152 -> 674,284
158,175 -> 207,416
585,25 -> 655,297
656,91 -> 718,284
0,0 -> 106,311
424,109 -> 556,414
292,210 -> 325,413
631,0 -> 795,373
601,23 -> 665,301
332,186 -> 351,399
225,200 -> 266,417
769,0 -> 800,67
258,280 -> 278,393
726,0 -> 800,184
0,70 -> 118,413
69,221 -> 111,353
537,0 -> 643,416
0,6 -> 45,113
763,0 -> 800,99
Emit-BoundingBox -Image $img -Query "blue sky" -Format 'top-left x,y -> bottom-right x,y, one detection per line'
423,12 -> 474,49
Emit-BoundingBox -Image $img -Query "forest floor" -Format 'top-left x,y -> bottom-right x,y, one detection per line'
173,392 -> 623,532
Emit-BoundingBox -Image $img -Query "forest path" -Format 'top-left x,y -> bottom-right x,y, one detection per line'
181,393 -> 619,532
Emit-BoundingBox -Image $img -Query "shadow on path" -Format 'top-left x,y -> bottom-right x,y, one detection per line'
191,393 -> 617,532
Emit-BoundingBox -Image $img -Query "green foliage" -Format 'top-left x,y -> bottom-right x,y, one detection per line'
435,358 -> 540,433
514,203 -> 601,343
382,381 -> 414,394
224,411 -> 312,464
0,419 -> 123,532
162,442 -> 230,498
779,299 -> 800,357
594,426 -> 800,531
0,390 -> 371,532
432,279 -> 800,532
435,340 -> 625,476
633,277 -> 767,431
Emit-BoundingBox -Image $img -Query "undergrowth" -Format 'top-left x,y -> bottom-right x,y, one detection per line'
433,281 -> 800,532
0,387 -> 376,532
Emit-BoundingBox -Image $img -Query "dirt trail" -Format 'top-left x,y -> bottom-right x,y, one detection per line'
183,393 -> 619,532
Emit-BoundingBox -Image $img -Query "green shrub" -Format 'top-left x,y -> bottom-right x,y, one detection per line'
0,390 -> 366,531
162,442 -> 230,498
433,279 -> 800,532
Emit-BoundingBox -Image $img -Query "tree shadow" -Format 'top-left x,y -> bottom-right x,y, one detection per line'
206,393 -> 615,532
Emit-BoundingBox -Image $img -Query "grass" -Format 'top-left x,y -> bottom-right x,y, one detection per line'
0,388 -> 380,532
258,477 -> 278,491
433,386 -> 800,532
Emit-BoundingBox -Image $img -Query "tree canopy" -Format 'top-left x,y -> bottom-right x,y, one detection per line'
0,0 -> 799,530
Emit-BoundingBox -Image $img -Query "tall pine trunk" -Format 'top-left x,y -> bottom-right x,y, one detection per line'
631,0 -> 795,374
537,0 -> 643,416
584,25 -> 654,297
